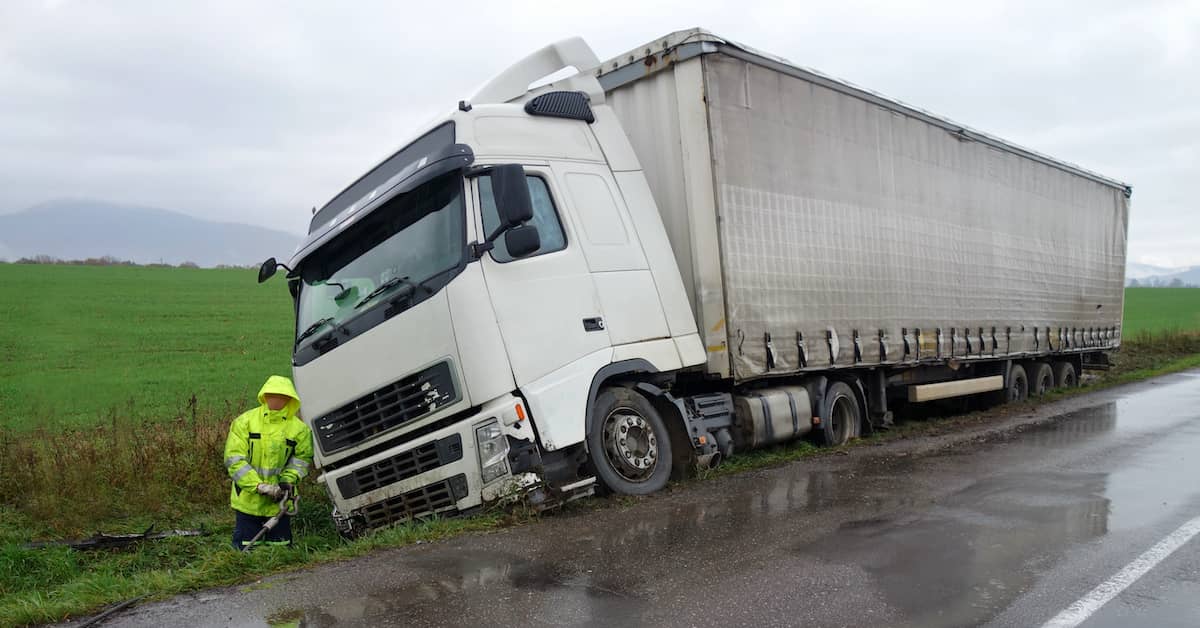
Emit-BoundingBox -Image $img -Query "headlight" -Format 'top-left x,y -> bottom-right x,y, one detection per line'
475,421 -> 509,484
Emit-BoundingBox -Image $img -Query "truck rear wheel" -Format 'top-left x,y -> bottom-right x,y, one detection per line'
1029,362 -> 1053,397
822,381 -> 862,446
1007,364 -> 1029,402
587,386 -> 673,495
1052,361 -> 1077,388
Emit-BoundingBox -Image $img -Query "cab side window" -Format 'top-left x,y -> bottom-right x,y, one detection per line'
480,175 -> 567,262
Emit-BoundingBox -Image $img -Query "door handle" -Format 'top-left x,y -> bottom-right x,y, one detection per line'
582,317 -> 605,332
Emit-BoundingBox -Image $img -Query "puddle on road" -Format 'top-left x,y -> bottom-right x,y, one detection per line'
265,550 -> 645,627
788,390 -> 1200,627
795,471 -> 1111,627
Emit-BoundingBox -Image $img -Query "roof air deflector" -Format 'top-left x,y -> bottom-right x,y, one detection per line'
470,37 -> 601,105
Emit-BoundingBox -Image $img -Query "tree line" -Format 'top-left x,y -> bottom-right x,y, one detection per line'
0,254 -> 254,269
1128,278 -> 1196,288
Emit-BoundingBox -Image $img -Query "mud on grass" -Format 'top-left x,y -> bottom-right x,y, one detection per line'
0,512 -> 515,627
0,397 -> 535,625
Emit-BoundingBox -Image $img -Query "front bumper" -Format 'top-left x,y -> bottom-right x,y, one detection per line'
321,393 -> 527,533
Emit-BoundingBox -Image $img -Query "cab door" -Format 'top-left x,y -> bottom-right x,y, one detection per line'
553,161 -> 670,346
473,166 -> 610,387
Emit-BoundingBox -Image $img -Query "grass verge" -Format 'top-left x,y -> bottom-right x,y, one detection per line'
3,331 -> 1199,625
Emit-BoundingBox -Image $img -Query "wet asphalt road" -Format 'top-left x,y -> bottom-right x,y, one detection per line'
86,372 -> 1200,627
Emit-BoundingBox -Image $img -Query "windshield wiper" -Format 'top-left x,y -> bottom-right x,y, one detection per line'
352,269 -> 447,313
296,317 -> 335,343
353,276 -> 417,310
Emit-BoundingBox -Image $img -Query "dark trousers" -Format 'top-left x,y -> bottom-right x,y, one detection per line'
231,510 -> 293,550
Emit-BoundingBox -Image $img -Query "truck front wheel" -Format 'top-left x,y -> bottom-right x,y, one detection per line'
588,386 -> 673,495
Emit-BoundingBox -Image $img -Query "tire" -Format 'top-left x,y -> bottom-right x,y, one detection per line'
1052,361 -> 1077,389
587,386 -> 673,495
1007,364 -> 1029,402
1028,362 -> 1053,397
821,381 -> 862,446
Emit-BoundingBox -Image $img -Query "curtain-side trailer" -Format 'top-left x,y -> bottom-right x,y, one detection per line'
261,29 -> 1129,534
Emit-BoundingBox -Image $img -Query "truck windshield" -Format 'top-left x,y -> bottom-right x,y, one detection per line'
295,171 -> 465,345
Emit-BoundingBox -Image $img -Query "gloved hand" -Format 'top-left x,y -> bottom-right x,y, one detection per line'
256,483 -> 283,499
278,483 -> 294,496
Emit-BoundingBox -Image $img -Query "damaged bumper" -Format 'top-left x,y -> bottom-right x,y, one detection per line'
321,393 -> 534,535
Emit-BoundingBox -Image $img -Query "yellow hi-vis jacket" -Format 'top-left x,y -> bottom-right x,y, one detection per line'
223,376 -> 313,517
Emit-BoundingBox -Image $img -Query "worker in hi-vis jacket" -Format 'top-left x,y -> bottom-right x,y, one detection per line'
223,375 -> 312,549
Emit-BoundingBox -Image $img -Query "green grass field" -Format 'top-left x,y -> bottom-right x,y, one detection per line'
0,264 -> 294,430
1121,287 -> 1200,336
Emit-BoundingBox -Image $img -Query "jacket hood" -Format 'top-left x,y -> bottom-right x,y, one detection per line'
258,375 -> 301,417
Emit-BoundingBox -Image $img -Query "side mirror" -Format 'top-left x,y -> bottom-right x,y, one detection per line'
258,257 -> 294,284
258,258 -> 278,283
504,224 -> 541,258
491,164 -> 533,228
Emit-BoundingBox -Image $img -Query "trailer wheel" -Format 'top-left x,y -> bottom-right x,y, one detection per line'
1029,362 -> 1053,397
1052,361 -> 1077,388
587,386 -> 673,495
1007,364 -> 1029,402
821,381 -> 862,447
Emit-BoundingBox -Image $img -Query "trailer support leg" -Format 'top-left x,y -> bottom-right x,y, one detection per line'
868,369 -> 891,428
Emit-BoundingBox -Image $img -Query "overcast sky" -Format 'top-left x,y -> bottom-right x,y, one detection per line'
1,0 -> 1196,267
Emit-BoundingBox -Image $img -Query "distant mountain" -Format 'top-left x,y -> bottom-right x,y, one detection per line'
1129,266 -> 1200,288
0,200 -> 301,267
1126,262 -> 1181,280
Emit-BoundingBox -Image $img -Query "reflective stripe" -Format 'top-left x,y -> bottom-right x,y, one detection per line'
254,466 -> 282,478
285,457 -> 310,469
224,455 -> 246,468
242,540 -> 291,547
231,466 -> 252,481
284,464 -> 309,479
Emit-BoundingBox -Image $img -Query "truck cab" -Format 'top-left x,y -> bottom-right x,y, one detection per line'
271,39 -> 704,534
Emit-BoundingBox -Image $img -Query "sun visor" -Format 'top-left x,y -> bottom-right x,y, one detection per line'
289,143 -> 473,269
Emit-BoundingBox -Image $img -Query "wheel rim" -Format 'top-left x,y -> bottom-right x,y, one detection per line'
1010,376 -> 1027,401
829,395 -> 855,444
602,407 -> 659,483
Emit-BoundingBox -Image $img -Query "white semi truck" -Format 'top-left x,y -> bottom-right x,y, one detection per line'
258,29 -> 1130,535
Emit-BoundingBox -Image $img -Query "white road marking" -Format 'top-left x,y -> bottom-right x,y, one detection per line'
1042,515 -> 1200,628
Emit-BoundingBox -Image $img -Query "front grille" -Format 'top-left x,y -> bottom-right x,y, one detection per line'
359,474 -> 468,529
313,361 -> 458,454
336,434 -> 464,499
